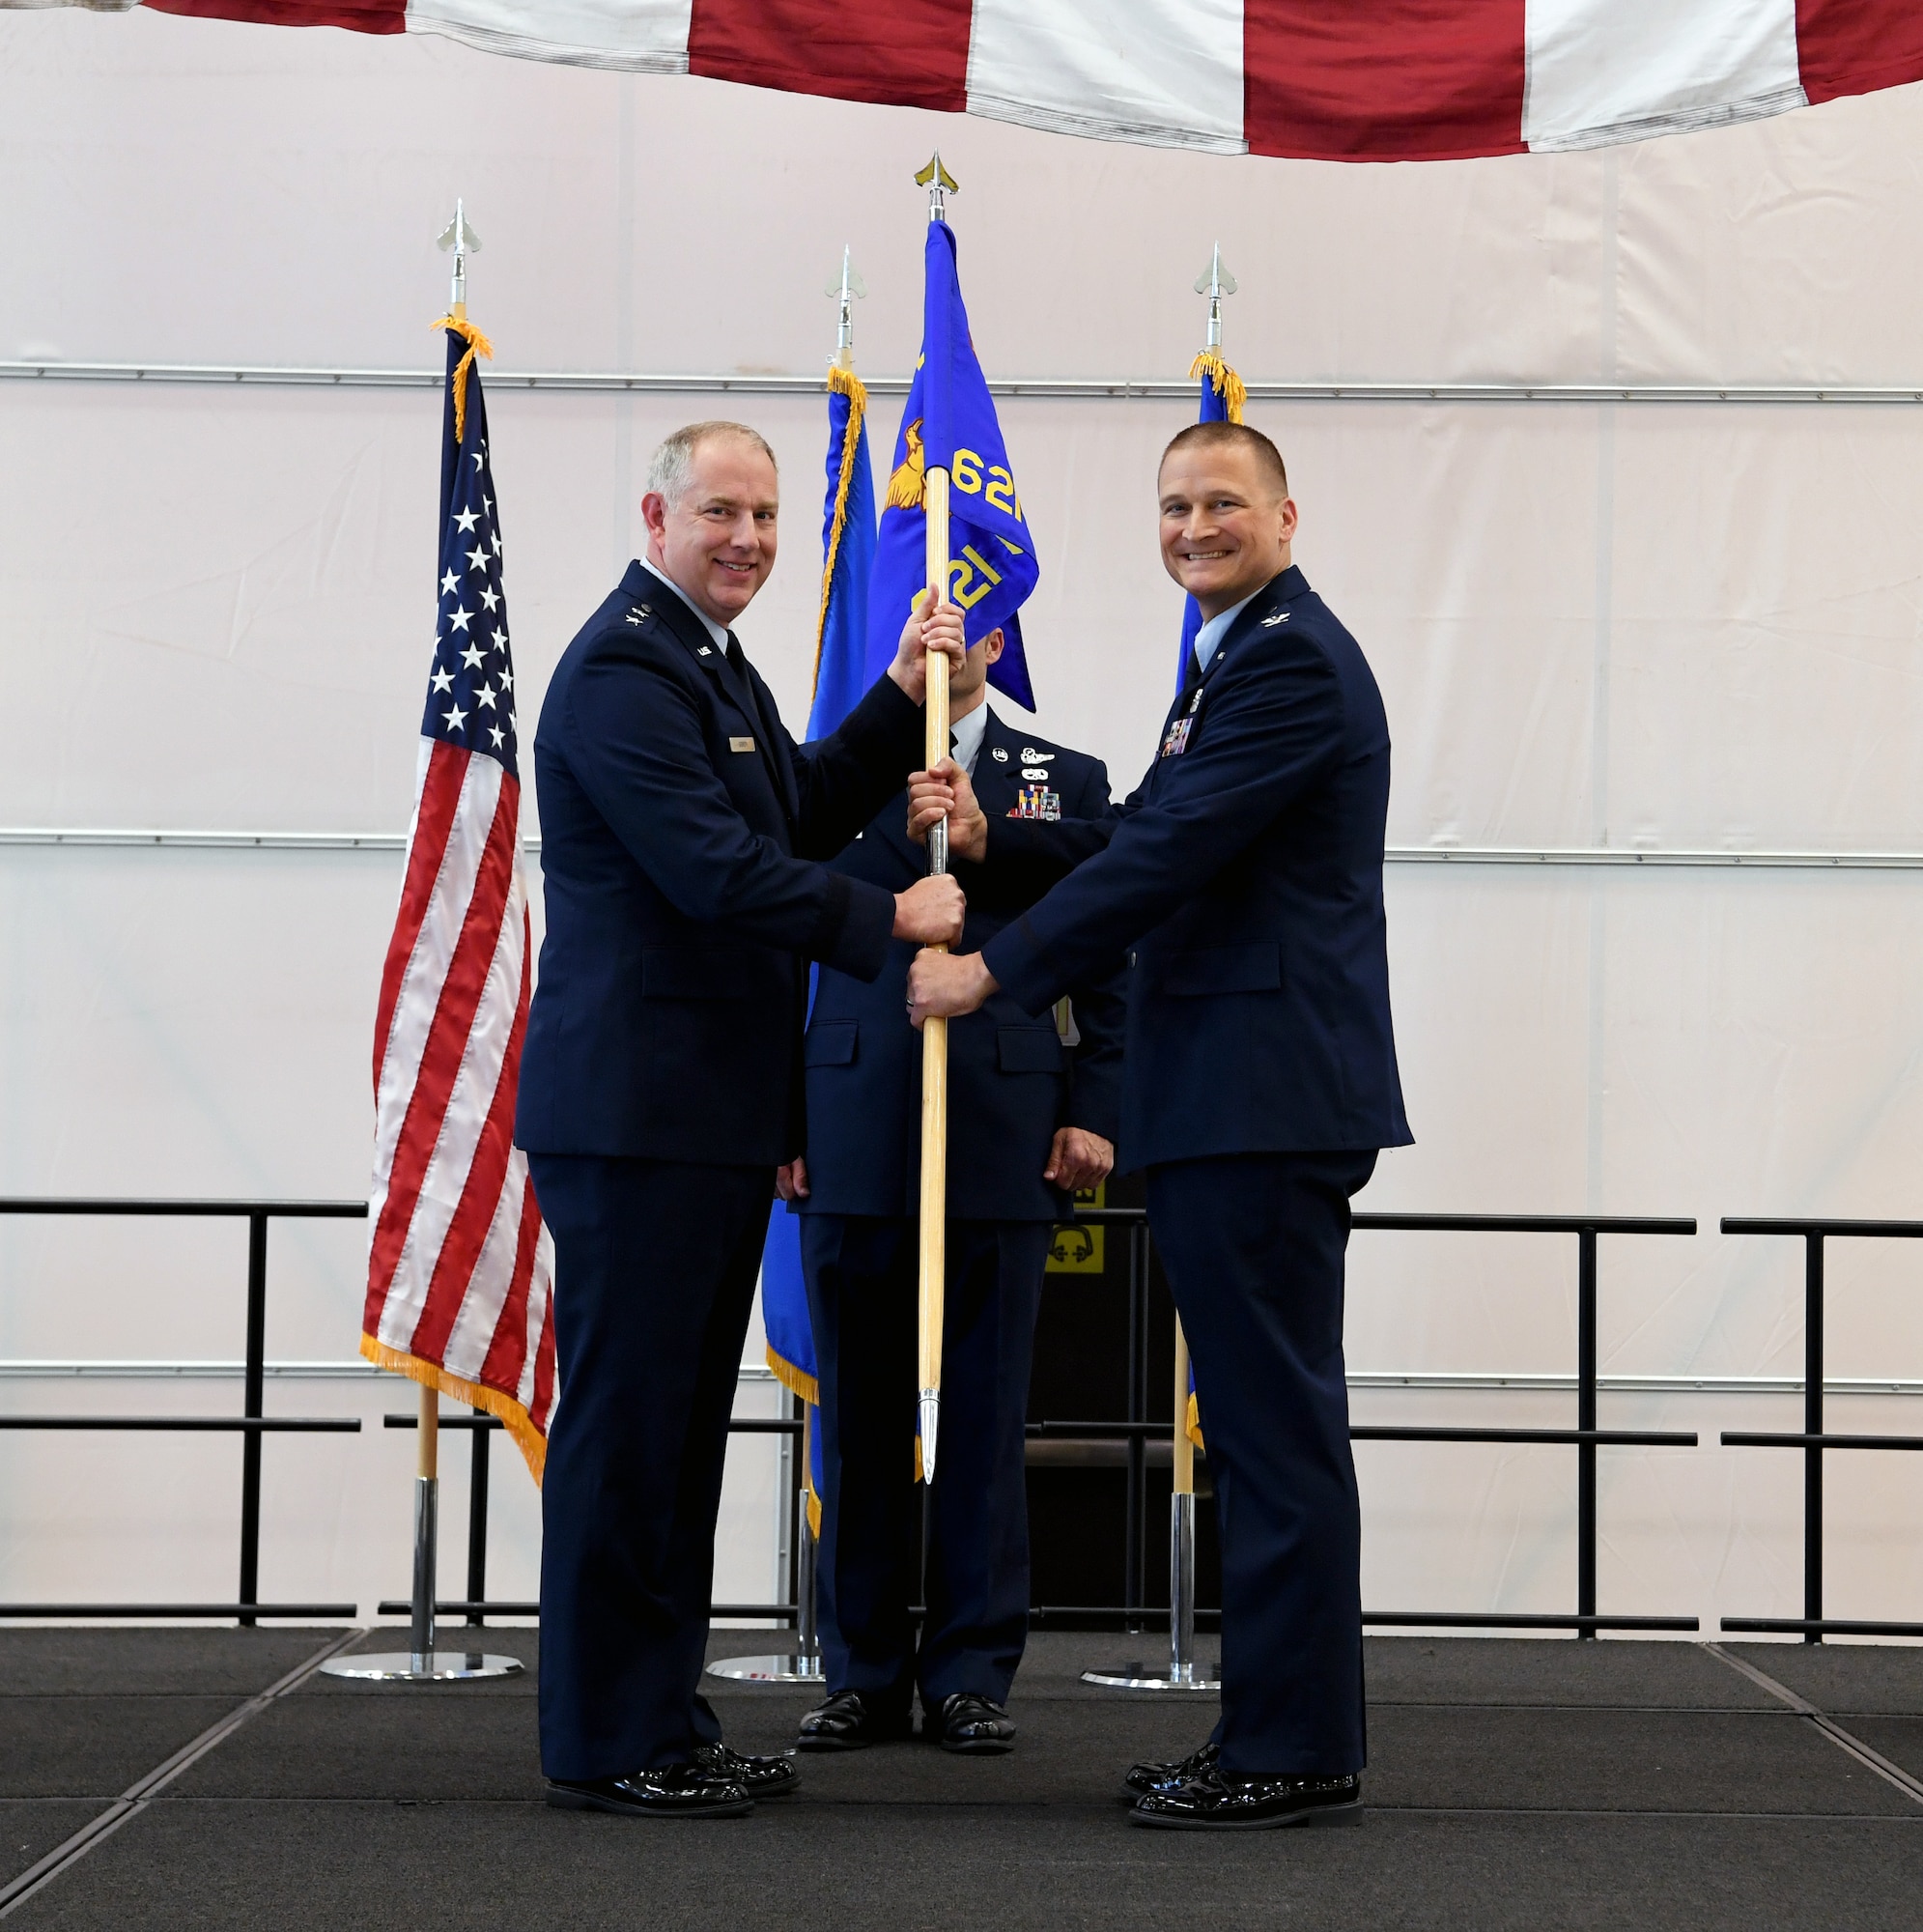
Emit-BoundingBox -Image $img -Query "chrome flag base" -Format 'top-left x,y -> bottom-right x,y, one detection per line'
1083,1494 -> 1218,1690
705,1652 -> 827,1684
709,1455 -> 826,1686
321,1650 -> 523,1682
317,1459 -> 521,1684
1079,1662 -> 1220,1690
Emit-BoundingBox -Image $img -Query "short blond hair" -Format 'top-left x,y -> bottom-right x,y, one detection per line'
1161,420 -> 1288,497
647,421 -> 778,504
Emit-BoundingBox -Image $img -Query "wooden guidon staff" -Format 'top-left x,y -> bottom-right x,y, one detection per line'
918,465 -> 951,1484
915,152 -> 959,1485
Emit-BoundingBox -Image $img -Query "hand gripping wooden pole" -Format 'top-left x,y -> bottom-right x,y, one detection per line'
918,465 -> 951,1486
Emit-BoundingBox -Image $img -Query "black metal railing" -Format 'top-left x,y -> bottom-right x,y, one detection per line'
2,1195 -> 1790,1642
1036,1208 -> 1701,1637
374,1409 -> 806,1626
1718,1217 -> 1923,1643
0,1198 -> 367,1622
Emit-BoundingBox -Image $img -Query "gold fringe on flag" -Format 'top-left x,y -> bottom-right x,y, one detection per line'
886,419 -> 927,509
433,313 -> 495,448
764,1346 -> 824,1536
810,365 -> 870,701
1188,349 -> 1246,424
360,1332 -> 548,1483
1186,1388 -> 1205,1451
765,1344 -> 821,1408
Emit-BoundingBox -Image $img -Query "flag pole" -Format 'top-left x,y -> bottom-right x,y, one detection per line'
1169,1319 -> 1198,1685
323,196 -> 519,1685
915,153 -> 958,1486
1081,250 -> 1247,1696
708,252 -> 871,1686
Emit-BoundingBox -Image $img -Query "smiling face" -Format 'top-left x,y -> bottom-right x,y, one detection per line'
1157,441 -> 1297,619
641,433 -> 780,626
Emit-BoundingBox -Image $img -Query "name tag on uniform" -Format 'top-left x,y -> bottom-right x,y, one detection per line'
1007,784 -> 1060,821
729,736 -> 756,753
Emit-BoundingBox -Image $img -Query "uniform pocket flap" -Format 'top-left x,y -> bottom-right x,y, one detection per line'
805,1020 -> 859,1066
998,1026 -> 1064,1073
1162,942 -> 1283,997
642,947 -> 770,1001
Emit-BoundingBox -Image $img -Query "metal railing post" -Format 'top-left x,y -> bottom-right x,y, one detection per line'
1804,1231 -> 1824,1644
237,1210 -> 269,1627
465,1406 -> 490,1629
1123,1223 -> 1146,1631
1577,1225 -> 1598,1638
1717,1215 -> 1923,1641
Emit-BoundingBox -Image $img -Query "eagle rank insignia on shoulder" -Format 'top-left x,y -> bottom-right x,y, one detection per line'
1007,782 -> 1061,822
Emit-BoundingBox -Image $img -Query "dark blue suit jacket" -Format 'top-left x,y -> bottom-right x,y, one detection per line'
981,565 -> 1412,1169
517,560 -> 925,1167
799,706 -> 1126,1223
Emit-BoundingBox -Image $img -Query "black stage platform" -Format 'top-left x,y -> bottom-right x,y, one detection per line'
5,1627 -> 1922,1929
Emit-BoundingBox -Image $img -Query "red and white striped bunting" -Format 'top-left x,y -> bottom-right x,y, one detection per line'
40,0 -> 1923,161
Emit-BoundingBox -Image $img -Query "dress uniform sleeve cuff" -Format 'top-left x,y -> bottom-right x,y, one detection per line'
1066,1086 -> 1122,1144
981,921 -> 1061,1018
817,872 -> 896,982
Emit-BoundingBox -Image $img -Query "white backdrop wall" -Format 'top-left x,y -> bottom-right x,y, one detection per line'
3,9 -> 1923,1635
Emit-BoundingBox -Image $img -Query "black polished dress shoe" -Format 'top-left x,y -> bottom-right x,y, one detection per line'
929,1691 -> 1016,1754
1130,1766 -> 1362,1831
694,1741 -> 800,1797
797,1690 -> 914,1751
1120,1739 -> 1219,1799
545,1763 -> 752,1819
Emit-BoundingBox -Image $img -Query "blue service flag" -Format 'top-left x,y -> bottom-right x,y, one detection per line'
758,368 -> 879,1520
867,219 -> 1040,710
1175,352 -> 1240,686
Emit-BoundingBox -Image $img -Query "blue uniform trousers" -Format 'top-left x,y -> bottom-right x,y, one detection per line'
802,1215 -> 1050,1712
1145,1149 -> 1377,1777
528,1152 -> 772,1780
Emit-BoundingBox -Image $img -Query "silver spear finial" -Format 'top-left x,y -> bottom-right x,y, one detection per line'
823,245 -> 868,368
915,152 -> 959,224
1194,242 -> 1237,350
437,199 -> 482,315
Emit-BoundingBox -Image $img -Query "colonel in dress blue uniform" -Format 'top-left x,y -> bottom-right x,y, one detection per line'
908,420 -> 1411,1832
781,627 -> 1125,1755
515,422 -> 966,1821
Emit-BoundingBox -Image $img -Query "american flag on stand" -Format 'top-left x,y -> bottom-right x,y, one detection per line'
360,319 -> 555,1479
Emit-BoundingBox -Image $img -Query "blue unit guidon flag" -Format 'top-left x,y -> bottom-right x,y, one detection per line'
1175,347 -> 1246,687
361,318 -> 555,1481
759,363 -> 878,1528
867,218 -> 1039,710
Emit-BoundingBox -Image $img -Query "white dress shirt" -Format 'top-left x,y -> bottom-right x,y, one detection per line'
638,559 -> 730,652
949,701 -> 990,778
1192,588 -> 1260,677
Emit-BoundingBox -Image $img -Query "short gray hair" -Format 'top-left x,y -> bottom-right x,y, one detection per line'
647,421 -> 778,504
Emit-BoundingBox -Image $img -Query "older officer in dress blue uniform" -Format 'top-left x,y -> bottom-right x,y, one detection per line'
516,421 -> 966,1821
908,419 -> 1411,1832
780,628 -> 1125,1756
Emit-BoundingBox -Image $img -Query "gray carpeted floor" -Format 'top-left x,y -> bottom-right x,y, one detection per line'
5,1627 -> 1921,1930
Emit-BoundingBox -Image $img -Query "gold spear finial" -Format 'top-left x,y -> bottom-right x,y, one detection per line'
916,152 -> 959,221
